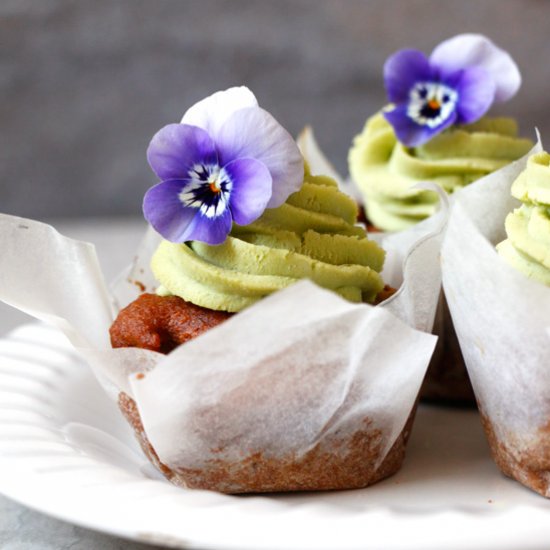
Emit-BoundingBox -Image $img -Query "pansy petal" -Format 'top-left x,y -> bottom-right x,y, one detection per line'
455,66 -> 496,124
181,86 -> 258,137
430,34 -> 520,102
215,107 -> 304,208
183,207 -> 233,245
384,49 -> 433,103
384,104 -> 457,147
223,158 -> 272,226
143,179 -> 196,242
147,124 -> 218,180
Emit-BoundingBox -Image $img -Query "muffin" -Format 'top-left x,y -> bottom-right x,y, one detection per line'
0,85 -> 441,495
440,143 -> 550,497
109,166 -> 412,493
108,86 -> 433,494
487,151 -> 550,494
0,205 -> 439,494
348,34 -> 533,404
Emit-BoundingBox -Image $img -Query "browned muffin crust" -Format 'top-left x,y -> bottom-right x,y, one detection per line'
480,412 -> 550,497
111,285 -> 396,355
118,390 -> 415,493
110,293 -> 232,353
374,284 -> 397,305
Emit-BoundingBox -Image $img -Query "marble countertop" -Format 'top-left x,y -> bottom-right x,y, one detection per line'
0,218 -> 172,550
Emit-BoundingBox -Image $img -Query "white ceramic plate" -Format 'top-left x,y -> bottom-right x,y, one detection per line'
0,323 -> 549,550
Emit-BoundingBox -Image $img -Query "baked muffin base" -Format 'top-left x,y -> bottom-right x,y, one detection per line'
481,412 -> 550,497
119,392 -> 417,494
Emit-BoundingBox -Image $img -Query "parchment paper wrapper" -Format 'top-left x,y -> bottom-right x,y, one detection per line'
440,136 -> 550,496
0,191 -> 444,492
299,126 -> 470,404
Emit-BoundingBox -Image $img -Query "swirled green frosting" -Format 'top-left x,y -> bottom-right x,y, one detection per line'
349,113 -> 533,232
151,166 -> 386,312
497,152 -> 550,286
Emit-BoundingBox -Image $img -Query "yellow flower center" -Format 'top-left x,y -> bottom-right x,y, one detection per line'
209,181 -> 221,194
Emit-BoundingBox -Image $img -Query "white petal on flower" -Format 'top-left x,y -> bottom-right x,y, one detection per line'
215,107 -> 304,208
430,34 -> 521,103
181,86 -> 258,136
178,181 -> 203,209
199,193 -> 229,218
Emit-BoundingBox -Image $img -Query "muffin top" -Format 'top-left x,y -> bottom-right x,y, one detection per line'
497,151 -> 550,286
349,114 -> 532,231
142,87 -> 387,312
348,34 -> 533,232
152,164 -> 386,312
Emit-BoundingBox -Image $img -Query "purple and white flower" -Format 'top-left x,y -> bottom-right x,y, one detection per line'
143,87 -> 304,245
383,34 -> 521,147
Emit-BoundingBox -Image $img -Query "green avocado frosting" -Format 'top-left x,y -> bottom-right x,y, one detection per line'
151,165 -> 386,312
497,152 -> 550,286
349,113 -> 533,232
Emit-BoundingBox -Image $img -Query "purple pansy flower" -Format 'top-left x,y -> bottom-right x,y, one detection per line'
383,34 -> 521,147
143,87 -> 304,245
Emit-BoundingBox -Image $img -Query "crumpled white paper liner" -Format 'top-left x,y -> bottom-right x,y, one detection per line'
130,282 -> 436,467
297,125 -> 449,334
371,190 -> 449,334
0,126 -> 450,474
0,212 -> 442,472
0,158 -> 447,473
441,135 -> 549,451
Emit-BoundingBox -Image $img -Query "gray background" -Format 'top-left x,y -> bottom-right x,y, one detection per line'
1,3 -> 549,547
1,0 -> 549,222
